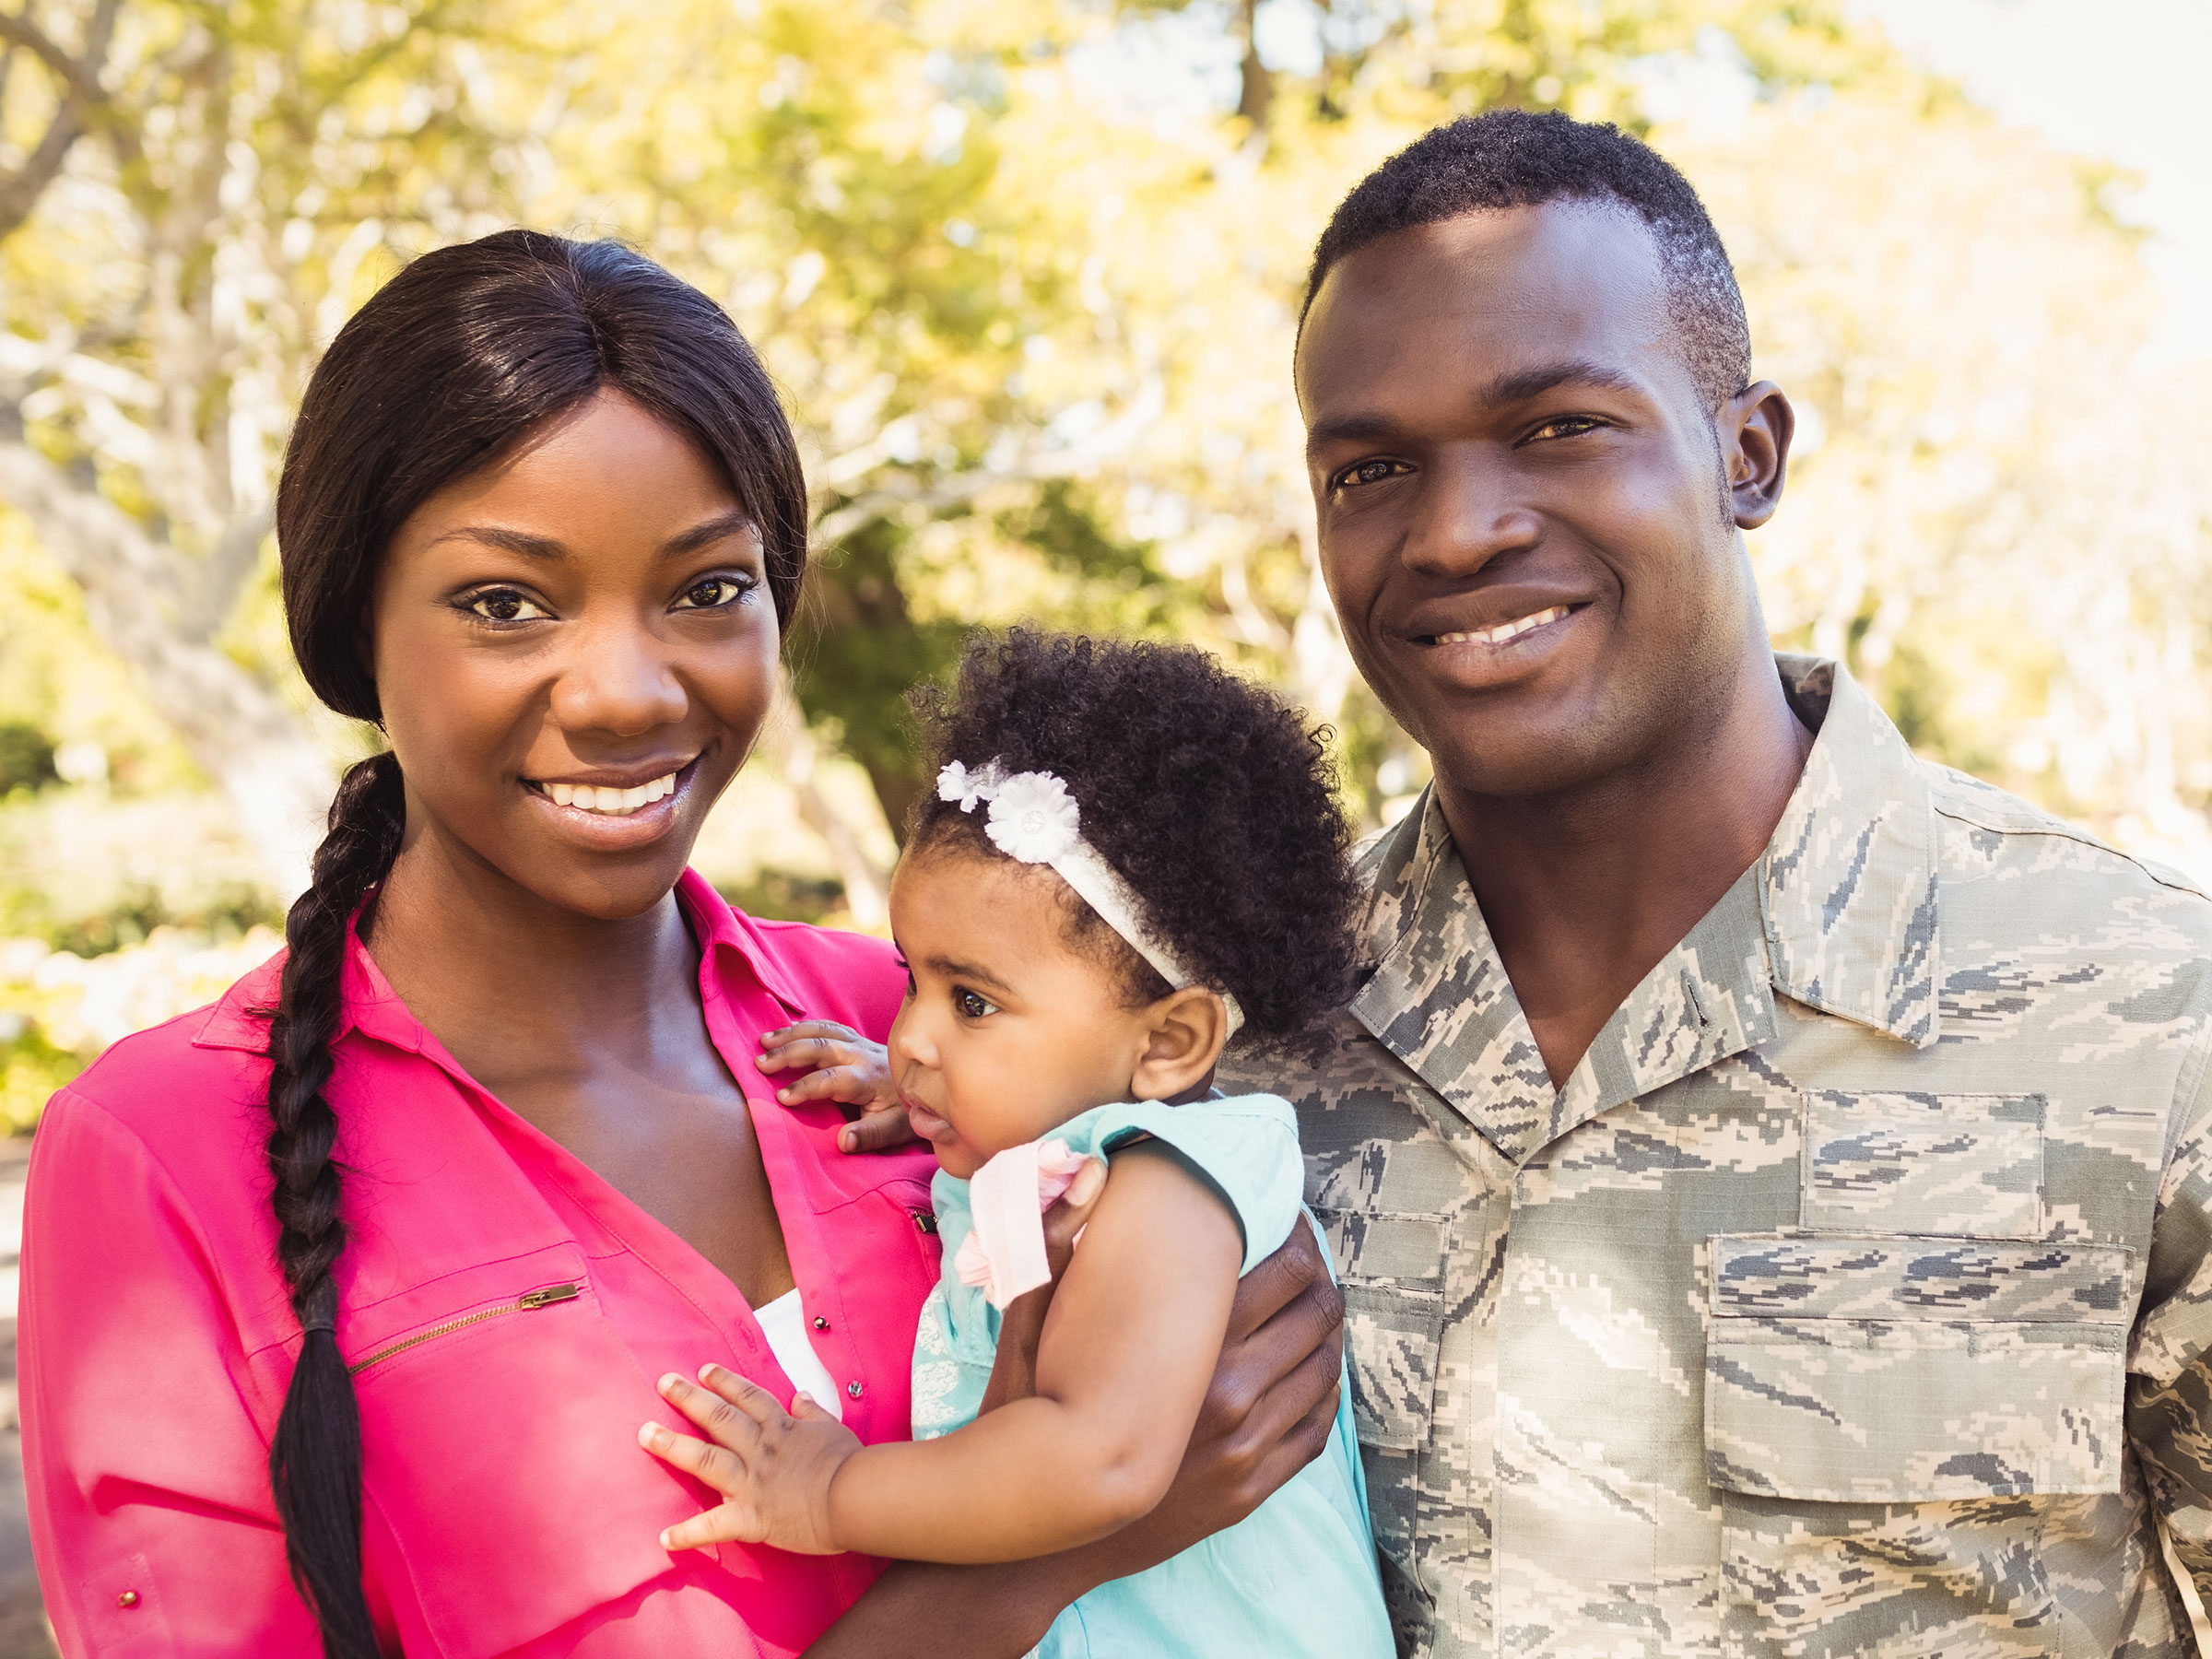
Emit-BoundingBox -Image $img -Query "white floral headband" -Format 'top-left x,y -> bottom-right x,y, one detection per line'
937,759 -> 1243,1039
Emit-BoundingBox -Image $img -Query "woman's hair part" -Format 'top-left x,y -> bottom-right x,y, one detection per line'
265,229 -> 809,1656
908,628 -> 1365,1058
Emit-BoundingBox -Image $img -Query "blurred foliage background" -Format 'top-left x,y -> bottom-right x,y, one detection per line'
1,0 -> 2208,1132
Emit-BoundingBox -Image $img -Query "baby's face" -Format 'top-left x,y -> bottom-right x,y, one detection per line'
886,845 -> 1161,1179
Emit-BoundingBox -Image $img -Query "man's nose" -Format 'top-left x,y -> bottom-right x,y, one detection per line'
551,616 -> 688,735
1401,450 -> 1541,577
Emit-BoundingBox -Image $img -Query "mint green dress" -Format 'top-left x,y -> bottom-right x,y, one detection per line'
910,1092 -> 1394,1659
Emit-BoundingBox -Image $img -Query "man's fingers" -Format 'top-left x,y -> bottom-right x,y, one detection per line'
837,1106 -> 918,1154
1039,1156 -> 1107,1267
1224,1221 -> 1329,1344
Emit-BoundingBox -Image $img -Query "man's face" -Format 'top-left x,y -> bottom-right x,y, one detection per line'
1297,201 -> 1787,800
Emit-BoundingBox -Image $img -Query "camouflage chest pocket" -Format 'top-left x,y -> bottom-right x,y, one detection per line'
1703,1232 -> 2132,1503
1312,1205 -> 1446,1453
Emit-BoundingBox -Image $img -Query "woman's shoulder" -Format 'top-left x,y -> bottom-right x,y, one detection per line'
54,950 -> 285,1139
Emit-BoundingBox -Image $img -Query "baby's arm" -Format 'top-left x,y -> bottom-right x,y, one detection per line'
641,1143 -> 1243,1562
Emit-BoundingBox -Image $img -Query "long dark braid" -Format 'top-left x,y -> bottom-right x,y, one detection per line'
261,750 -> 404,1657
265,229 -> 809,1655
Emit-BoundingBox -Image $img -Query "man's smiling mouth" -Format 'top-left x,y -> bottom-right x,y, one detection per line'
1424,604 -> 1577,647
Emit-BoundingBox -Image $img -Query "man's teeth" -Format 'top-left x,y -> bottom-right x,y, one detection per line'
543,772 -> 679,815
1436,606 -> 1571,647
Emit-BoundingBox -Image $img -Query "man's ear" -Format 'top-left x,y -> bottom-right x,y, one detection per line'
1720,380 -> 1794,530
1128,986 -> 1230,1101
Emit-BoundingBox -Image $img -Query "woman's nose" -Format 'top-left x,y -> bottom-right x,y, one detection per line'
551,617 -> 688,735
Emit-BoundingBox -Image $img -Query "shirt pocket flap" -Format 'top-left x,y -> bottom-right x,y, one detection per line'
1340,1283 -> 1444,1453
1705,1232 -> 2132,1504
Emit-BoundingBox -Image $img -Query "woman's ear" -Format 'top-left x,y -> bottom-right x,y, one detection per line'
1128,986 -> 1230,1101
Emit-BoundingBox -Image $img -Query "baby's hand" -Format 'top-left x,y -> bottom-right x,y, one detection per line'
756,1020 -> 912,1153
640,1365 -> 861,1556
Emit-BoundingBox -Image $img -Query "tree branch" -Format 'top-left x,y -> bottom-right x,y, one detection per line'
0,0 -> 124,242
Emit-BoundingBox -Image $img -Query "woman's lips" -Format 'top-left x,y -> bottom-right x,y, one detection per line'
523,757 -> 700,849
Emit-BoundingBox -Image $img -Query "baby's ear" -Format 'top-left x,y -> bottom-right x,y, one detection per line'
1130,986 -> 1230,1101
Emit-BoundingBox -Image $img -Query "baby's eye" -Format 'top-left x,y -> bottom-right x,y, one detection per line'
465,587 -> 550,623
672,574 -> 753,610
954,988 -> 999,1021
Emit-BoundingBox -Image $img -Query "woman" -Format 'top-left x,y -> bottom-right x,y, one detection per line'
19,231 -> 1340,1658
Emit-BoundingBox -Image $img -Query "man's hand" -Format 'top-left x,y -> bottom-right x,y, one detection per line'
1106,1218 -> 1346,1564
800,1220 -> 1347,1658
638,1365 -> 861,1556
756,1020 -> 914,1153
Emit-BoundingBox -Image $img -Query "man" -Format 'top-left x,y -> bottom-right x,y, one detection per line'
1222,109 -> 2212,1657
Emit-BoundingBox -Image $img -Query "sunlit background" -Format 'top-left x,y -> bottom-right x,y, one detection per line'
0,0 -> 2209,1648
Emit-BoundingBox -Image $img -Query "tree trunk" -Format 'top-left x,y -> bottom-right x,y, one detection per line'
0,432 -> 333,898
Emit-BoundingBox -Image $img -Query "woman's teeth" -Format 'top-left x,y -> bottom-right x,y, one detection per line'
1436,606 -> 1571,647
542,772 -> 678,815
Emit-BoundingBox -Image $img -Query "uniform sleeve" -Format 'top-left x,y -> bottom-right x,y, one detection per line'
2126,1041 -> 2212,1599
21,1089 -> 322,1655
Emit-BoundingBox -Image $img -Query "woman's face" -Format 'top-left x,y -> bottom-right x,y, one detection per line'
370,389 -> 781,920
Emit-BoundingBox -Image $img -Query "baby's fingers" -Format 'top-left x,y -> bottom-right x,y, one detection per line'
659,1504 -> 768,1552
755,1022 -> 865,1074
658,1368 -> 779,1450
836,1104 -> 917,1154
637,1418 -> 749,1497
773,1063 -> 890,1110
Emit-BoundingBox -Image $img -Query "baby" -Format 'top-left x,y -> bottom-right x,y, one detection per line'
641,628 -> 1393,1657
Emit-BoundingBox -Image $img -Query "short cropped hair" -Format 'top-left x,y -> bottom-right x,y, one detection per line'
1303,110 -> 1752,410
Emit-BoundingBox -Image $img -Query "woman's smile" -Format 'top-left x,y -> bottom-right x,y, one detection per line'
522,753 -> 705,849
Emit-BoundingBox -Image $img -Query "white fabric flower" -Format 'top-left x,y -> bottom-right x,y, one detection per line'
935,759 -> 1005,813
985,771 -> 1081,864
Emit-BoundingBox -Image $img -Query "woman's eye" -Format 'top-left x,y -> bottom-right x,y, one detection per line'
954,988 -> 999,1021
465,588 -> 549,623
1335,458 -> 1406,492
673,574 -> 753,610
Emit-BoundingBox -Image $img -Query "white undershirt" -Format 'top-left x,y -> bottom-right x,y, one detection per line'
753,1288 -> 844,1421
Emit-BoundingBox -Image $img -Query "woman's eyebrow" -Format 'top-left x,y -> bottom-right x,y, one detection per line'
431,524 -> 568,559
661,510 -> 759,559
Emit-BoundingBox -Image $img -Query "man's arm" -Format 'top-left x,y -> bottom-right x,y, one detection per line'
804,1221 -> 1346,1658
2128,1047 -> 2212,1603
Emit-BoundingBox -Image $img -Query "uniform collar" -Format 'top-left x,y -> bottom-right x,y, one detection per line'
191,867 -> 809,1053
1349,654 -> 1938,1165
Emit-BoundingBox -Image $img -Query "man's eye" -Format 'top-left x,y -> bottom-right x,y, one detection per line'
465,588 -> 549,623
1335,459 -> 1406,491
1527,417 -> 1606,442
954,989 -> 999,1020
673,574 -> 752,610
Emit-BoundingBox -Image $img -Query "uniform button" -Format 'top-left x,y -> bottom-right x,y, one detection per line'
117,1592 -> 138,1609
846,1381 -> 864,1399
812,1315 -> 829,1331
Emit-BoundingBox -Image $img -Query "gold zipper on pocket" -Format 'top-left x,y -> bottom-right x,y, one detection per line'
347,1282 -> 582,1377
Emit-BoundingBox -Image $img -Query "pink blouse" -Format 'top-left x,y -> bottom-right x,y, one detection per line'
21,871 -> 942,1657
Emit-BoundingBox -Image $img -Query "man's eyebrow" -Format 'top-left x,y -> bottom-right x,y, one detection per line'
925,954 -> 1016,997
1306,412 -> 1406,453
660,509 -> 759,559
1479,359 -> 1647,406
1305,362 -> 1648,454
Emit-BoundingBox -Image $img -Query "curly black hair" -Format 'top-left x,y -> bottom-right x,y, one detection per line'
908,628 -> 1364,1056
1303,110 -> 1750,411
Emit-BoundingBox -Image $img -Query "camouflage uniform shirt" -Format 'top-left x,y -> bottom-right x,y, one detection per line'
1223,657 -> 2212,1658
